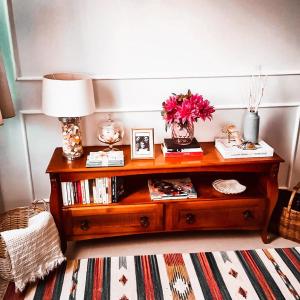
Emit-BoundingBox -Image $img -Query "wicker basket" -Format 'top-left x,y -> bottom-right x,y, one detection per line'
278,182 -> 300,243
0,204 -> 46,281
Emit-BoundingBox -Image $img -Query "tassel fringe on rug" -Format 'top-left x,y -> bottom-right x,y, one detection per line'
2,247 -> 300,300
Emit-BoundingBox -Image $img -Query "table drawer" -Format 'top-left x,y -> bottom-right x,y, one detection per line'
63,204 -> 163,237
166,198 -> 265,230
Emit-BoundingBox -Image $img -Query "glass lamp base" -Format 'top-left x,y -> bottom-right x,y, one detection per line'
59,117 -> 83,160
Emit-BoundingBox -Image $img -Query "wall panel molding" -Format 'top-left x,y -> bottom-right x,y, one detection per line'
20,102 -> 300,115
16,72 -> 300,82
287,106 -> 300,187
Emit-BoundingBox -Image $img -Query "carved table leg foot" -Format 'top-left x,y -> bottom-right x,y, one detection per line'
261,230 -> 272,244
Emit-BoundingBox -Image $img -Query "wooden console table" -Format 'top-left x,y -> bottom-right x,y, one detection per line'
46,143 -> 283,251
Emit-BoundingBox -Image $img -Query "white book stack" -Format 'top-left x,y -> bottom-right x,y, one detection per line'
215,138 -> 274,159
86,151 -> 124,167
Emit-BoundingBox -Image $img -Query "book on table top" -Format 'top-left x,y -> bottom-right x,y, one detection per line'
86,150 -> 124,167
163,138 -> 202,152
161,144 -> 203,158
148,177 -> 197,200
215,138 -> 274,159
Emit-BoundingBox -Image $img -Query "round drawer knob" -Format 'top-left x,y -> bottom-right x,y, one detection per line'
140,216 -> 150,228
243,210 -> 253,220
186,213 -> 196,224
80,220 -> 89,231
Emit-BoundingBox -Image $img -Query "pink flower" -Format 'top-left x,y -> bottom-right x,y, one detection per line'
161,90 -> 215,127
177,100 -> 193,123
163,96 -> 178,112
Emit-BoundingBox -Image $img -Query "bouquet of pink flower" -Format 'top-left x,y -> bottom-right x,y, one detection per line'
162,90 -> 215,127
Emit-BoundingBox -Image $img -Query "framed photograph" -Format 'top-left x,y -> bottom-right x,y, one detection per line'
131,128 -> 155,159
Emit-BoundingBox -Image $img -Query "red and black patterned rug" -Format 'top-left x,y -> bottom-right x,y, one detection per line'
2,247 -> 300,299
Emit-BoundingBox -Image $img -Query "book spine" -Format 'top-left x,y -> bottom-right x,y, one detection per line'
100,178 -> 105,204
85,179 -> 90,204
116,177 -> 125,202
61,182 -> 68,206
107,177 -> 112,204
88,179 -> 94,204
112,176 -> 116,203
94,178 -> 100,203
99,178 -> 105,204
80,180 -> 86,204
94,178 -> 103,203
69,182 -> 74,205
164,147 -> 202,153
77,181 -> 83,204
73,182 -> 78,204
104,178 -> 109,204
163,151 -> 203,158
66,182 -> 71,206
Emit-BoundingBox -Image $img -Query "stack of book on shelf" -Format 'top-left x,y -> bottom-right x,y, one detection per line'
215,138 -> 274,159
86,151 -> 124,167
61,177 -> 124,206
148,177 -> 197,200
161,138 -> 203,158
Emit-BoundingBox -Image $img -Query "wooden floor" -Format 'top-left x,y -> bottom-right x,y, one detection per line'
65,230 -> 299,259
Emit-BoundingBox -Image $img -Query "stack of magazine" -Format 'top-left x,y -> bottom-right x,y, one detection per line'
86,151 -> 124,167
148,177 -> 197,200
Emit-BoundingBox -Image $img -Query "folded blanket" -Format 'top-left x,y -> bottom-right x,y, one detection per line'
0,211 -> 65,292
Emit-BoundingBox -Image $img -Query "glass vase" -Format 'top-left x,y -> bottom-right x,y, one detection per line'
171,121 -> 194,145
59,117 -> 83,160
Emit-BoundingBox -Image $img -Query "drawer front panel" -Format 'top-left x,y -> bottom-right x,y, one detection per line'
63,204 -> 163,237
166,199 -> 265,230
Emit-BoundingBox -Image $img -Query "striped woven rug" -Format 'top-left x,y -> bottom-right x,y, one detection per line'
2,247 -> 300,300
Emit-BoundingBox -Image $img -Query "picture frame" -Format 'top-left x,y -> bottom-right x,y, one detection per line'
131,128 -> 155,159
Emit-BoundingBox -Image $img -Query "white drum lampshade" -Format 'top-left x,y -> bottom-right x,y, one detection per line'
42,73 -> 95,160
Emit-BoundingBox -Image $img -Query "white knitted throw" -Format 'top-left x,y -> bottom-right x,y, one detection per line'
0,211 -> 65,292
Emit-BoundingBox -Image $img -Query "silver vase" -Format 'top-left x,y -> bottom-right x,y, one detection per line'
243,111 -> 260,144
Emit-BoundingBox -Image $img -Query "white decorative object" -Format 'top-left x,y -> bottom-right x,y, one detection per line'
212,179 -> 246,194
97,114 -> 124,152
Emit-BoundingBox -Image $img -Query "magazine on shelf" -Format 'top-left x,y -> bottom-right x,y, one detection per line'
215,138 -> 274,159
148,177 -> 197,200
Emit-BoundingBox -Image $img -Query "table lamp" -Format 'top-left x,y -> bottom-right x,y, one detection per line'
42,73 -> 95,160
